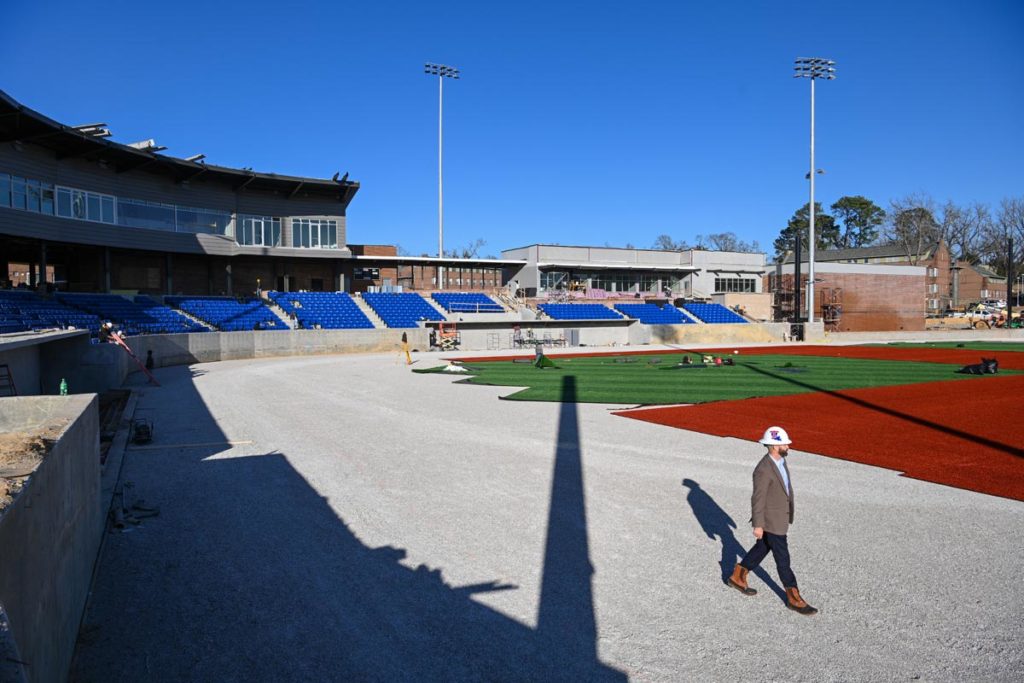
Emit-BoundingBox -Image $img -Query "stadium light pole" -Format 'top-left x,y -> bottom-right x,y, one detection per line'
424,62 -> 460,289
794,57 -> 835,324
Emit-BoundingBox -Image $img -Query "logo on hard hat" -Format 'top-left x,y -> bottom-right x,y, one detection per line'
770,430 -> 781,441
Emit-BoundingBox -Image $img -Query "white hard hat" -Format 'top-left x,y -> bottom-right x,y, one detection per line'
759,426 -> 792,446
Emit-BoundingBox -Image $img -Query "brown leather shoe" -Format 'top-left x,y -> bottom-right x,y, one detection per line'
728,564 -> 757,596
786,587 -> 818,615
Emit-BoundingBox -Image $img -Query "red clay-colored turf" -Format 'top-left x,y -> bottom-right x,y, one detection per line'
615,375 -> 1024,502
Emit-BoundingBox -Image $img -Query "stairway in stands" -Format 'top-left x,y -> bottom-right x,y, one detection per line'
171,306 -> 216,331
264,297 -> 297,329
351,294 -> 385,328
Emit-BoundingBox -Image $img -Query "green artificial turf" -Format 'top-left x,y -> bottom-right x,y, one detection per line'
875,341 -> 1024,353
416,352 -> 1014,404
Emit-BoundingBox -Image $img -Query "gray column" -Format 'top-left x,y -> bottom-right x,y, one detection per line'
29,262 -> 37,288
103,247 -> 111,293
38,241 -> 47,291
225,261 -> 233,296
165,253 -> 173,295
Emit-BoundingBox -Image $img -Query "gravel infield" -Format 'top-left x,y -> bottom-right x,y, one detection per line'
71,349 -> 1024,682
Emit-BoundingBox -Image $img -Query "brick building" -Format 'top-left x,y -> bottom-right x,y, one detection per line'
769,262 -> 927,331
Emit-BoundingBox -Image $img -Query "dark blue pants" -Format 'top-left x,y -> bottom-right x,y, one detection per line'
740,532 -> 798,589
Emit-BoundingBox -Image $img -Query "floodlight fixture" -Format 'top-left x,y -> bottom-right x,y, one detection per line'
424,62 -> 460,79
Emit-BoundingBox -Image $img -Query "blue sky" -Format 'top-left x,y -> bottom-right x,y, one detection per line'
2,1 -> 1022,256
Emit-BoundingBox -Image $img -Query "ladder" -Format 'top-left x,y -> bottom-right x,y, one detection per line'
109,333 -> 161,386
0,364 -> 16,396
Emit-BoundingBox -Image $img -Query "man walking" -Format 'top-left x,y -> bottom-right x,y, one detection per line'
728,426 -> 818,615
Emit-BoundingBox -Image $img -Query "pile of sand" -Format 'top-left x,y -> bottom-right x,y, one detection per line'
0,422 -> 67,512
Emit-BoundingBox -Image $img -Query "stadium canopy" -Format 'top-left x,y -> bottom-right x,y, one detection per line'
537,262 -> 700,272
0,89 -> 357,205
352,255 -> 526,266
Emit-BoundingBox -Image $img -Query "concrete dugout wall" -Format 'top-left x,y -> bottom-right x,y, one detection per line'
0,394 -> 101,683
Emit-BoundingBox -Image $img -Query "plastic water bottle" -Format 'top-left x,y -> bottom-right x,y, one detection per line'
59,378 -> 68,396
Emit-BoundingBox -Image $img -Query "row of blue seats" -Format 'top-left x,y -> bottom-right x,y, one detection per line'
362,292 -> 445,328
268,291 -> 374,329
683,303 -> 748,324
614,304 -> 693,324
55,293 -> 208,335
165,296 -> 283,332
432,292 -> 504,313
0,290 -> 102,335
539,304 -> 624,320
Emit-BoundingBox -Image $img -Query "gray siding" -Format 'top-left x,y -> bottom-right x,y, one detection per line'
0,143 -> 351,257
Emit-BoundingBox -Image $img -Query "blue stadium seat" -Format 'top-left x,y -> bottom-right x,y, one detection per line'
431,292 -> 504,313
362,292 -> 445,328
56,293 -> 208,335
165,296 -> 283,331
538,304 -> 623,320
682,303 -> 748,324
0,290 -> 101,335
613,303 -> 693,324
268,291 -> 374,329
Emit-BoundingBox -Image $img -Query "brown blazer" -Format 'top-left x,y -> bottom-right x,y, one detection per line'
751,454 -> 795,535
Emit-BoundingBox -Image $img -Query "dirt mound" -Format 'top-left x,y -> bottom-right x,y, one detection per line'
0,422 -> 68,512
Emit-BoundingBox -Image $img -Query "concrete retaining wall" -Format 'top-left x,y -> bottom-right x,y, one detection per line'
631,322 -> 826,346
0,394 -> 101,683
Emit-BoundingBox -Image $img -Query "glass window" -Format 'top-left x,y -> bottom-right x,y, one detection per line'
26,180 -> 41,212
713,277 -> 756,293
0,173 -> 9,208
101,195 -> 115,223
56,187 -> 71,216
87,193 -> 101,221
327,222 -> 337,249
310,223 -> 319,247
41,185 -> 54,215
176,206 -> 231,234
117,198 -> 175,231
11,177 -> 26,210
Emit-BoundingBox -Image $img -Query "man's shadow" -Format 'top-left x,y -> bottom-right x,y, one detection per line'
682,479 -> 786,602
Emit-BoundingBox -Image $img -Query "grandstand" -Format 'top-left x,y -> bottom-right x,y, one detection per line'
538,303 -> 623,320
683,303 -> 748,324
613,303 -> 693,325
56,293 -> 207,335
165,296 -> 283,332
269,291 -> 374,329
362,292 -> 446,328
432,292 -> 504,313
0,289 -> 101,335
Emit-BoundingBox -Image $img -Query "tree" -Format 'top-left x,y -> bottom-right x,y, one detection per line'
443,238 -> 487,259
939,200 -> 989,262
830,196 -> 885,249
773,203 -> 838,257
883,194 -> 941,265
652,234 -> 689,251
977,197 -> 1024,276
698,231 -> 760,253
